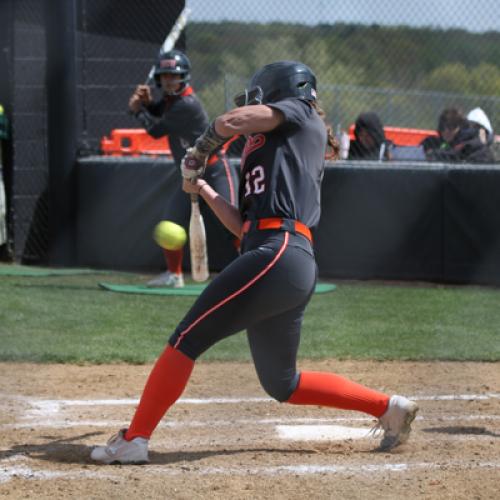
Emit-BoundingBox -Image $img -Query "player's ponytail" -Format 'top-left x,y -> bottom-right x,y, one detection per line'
311,101 -> 339,160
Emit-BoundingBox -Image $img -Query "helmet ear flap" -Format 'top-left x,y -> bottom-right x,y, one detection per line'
297,81 -> 317,101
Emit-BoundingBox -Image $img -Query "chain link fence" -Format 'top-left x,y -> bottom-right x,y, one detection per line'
3,0 -> 500,263
78,0 -> 186,153
185,2 -> 500,132
76,0 -> 500,148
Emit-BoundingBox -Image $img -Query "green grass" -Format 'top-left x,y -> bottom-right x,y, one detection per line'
0,264 -> 499,363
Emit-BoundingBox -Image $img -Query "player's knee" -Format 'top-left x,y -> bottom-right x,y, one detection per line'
258,373 -> 299,403
168,331 -> 202,361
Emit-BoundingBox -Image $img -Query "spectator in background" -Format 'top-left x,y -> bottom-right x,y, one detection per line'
467,107 -> 494,146
421,107 -> 495,163
129,49 -> 239,287
348,112 -> 392,161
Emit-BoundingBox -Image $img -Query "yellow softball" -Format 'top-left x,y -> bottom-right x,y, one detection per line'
153,221 -> 187,250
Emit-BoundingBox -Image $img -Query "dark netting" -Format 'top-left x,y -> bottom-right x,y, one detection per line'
77,0 -> 185,153
75,1 -> 500,151
10,0 -> 48,264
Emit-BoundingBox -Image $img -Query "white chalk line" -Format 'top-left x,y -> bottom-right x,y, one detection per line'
182,460 -> 500,477
0,464 -> 116,484
3,413 -> 500,430
1,454 -> 499,484
5,392 -> 498,421
1,393 -> 498,484
0,455 -> 115,484
17,392 -> 500,409
1,392 -> 499,433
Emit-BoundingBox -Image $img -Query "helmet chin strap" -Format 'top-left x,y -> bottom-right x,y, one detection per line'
163,83 -> 187,96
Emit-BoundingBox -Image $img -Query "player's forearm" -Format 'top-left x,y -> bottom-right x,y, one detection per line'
215,105 -> 284,136
197,182 -> 242,237
134,109 -> 169,138
190,106 -> 284,162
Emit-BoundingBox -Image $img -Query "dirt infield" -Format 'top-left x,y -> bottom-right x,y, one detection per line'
0,360 -> 498,499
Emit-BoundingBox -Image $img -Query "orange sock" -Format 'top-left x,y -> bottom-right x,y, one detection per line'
287,371 -> 389,418
164,248 -> 183,275
125,345 -> 194,440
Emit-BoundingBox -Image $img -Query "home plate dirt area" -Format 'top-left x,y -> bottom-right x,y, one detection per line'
0,360 -> 498,499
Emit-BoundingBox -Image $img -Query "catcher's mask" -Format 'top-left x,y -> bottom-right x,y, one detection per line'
234,60 -> 317,107
154,49 -> 191,95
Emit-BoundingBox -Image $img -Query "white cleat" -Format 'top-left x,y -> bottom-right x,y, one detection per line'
371,395 -> 419,451
146,271 -> 184,288
90,429 -> 149,465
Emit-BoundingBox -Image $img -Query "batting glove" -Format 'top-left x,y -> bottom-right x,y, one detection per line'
181,147 -> 206,180
193,121 -> 227,157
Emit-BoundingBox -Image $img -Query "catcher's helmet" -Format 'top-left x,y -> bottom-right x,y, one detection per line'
234,61 -> 317,107
154,49 -> 191,94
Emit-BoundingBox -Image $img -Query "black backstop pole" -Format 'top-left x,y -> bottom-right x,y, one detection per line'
45,0 -> 78,266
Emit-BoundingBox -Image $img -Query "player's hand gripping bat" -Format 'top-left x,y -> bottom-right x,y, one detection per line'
183,116 -> 236,283
189,192 -> 209,282
145,6 -> 191,85
183,118 -> 230,285
182,152 -> 209,282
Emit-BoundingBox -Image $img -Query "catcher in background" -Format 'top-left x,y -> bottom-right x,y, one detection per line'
129,49 -> 239,288
92,61 -> 418,464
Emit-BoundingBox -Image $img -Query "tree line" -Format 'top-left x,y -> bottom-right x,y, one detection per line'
186,22 -> 500,129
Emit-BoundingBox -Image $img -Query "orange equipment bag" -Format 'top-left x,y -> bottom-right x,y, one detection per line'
101,129 -> 172,157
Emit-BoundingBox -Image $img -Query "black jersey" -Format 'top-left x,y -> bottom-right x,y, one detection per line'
239,98 -> 326,229
135,86 -> 209,166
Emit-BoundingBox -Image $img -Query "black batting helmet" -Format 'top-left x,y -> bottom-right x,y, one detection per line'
234,61 -> 317,107
154,49 -> 191,94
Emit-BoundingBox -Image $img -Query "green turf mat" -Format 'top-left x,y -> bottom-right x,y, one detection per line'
98,282 -> 336,296
314,283 -> 336,293
0,265 -> 107,277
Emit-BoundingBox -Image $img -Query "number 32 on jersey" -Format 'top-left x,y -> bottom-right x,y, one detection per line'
244,165 -> 266,196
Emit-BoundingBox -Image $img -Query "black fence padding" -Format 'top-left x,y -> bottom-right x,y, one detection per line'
76,158 -> 500,285
10,0 -> 49,264
76,157 -> 239,272
444,166 -> 500,285
314,163 -> 445,282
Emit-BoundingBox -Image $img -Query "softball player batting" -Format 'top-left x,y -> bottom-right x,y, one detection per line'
92,61 -> 418,464
129,49 -> 238,288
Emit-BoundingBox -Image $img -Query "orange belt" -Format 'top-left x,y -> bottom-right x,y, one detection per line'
241,218 -> 312,243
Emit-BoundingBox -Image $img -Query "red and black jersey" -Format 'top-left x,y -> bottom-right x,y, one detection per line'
135,86 -> 209,166
239,98 -> 326,229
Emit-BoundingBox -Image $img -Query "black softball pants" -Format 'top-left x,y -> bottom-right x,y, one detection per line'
168,230 -> 317,402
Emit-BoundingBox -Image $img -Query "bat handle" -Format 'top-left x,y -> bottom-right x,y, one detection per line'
190,176 -> 200,203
